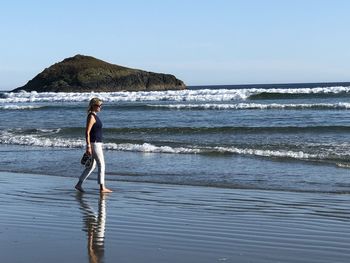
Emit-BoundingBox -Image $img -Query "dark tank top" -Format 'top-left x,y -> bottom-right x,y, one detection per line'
89,113 -> 103,142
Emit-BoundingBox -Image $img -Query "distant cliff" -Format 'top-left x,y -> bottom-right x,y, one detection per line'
12,55 -> 186,92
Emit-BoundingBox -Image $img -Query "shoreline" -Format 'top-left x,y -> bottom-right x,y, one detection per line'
1,167 -> 349,195
1,171 -> 350,263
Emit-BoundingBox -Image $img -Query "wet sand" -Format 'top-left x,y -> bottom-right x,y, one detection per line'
1,171 -> 350,263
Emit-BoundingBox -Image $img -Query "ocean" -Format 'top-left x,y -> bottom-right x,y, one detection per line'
1,83 -> 350,193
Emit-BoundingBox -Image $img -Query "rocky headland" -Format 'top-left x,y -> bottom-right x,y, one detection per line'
12,55 -> 186,92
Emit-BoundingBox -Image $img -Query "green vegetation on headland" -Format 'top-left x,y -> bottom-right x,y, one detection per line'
12,55 -> 186,92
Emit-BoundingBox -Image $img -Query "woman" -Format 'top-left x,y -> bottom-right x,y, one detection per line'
75,97 -> 112,193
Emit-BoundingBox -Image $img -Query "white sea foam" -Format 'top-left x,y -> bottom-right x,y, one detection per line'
37,128 -> 61,134
103,142 -> 202,154
105,143 -> 327,160
336,163 -> 350,168
0,131 -> 84,148
212,146 -> 318,159
149,102 -> 350,110
0,105 -> 44,110
1,86 -> 350,103
0,130 -> 341,161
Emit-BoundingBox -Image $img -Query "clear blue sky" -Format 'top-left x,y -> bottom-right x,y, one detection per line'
1,0 -> 350,90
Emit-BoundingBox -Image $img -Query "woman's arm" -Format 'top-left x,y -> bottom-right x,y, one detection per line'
85,114 -> 96,155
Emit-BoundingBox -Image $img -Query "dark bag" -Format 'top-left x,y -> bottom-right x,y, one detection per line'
81,153 -> 92,167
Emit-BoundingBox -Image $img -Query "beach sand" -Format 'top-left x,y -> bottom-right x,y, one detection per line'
1,171 -> 350,263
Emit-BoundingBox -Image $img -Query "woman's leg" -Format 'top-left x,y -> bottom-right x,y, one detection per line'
79,159 -> 97,183
93,143 -> 112,193
92,143 -> 105,185
75,158 -> 97,192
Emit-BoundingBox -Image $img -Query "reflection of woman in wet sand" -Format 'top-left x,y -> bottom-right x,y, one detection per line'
76,193 -> 107,263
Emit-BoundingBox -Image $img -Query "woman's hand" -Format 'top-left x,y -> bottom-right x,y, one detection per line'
86,145 -> 92,155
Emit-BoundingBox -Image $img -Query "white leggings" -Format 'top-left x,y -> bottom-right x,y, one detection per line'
79,143 -> 105,185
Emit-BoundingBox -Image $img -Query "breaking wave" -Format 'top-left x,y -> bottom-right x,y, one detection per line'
1,130 -> 349,163
1,86 -> 350,103
148,102 -> 350,110
0,105 -> 44,110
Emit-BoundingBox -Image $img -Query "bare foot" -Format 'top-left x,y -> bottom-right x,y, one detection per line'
100,187 -> 113,193
75,184 -> 85,193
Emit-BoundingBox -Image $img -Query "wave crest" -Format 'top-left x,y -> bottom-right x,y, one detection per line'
149,102 -> 350,110
1,86 -> 350,103
0,105 -> 44,110
1,130 -> 349,162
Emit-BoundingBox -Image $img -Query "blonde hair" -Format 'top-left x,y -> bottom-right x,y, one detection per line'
87,97 -> 102,113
